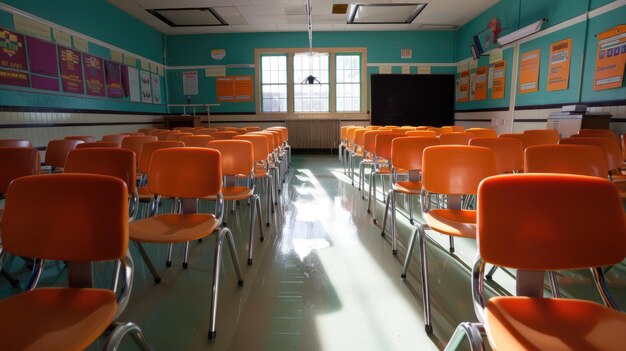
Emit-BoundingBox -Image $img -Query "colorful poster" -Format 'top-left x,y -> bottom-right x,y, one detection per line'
84,54 -> 105,96
127,67 -> 140,102
211,49 -> 226,61
59,47 -> 84,94
457,70 -> 469,102
593,25 -> 626,91
216,76 -> 254,102
474,66 -> 488,100
547,38 -> 572,91
141,70 -> 152,103
27,37 -> 58,76
151,73 -> 161,104
469,72 -> 476,101
31,75 -> 58,91
0,69 -> 29,87
492,60 -> 506,99
105,60 -> 123,98
183,71 -> 198,95
519,49 -> 540,93
73,36 -> 89,53
0,28 -> 27,71
216,76 -> 234,101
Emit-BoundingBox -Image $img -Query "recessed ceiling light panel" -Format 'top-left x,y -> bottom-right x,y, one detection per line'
147,8 -> 228,27
348,3 -> 427,24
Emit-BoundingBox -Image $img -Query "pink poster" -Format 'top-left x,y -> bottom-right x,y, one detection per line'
28,37 -> 58,77
84,54 -> 104,96
0,28 -> 27,71
0,68 -> 29,87
105,60 -> 123,98
58,47 -> 84,94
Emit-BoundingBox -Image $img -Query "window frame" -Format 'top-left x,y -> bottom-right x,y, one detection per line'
259,53 -> 289,113
335,53 -> 363,113
255,47 -> 367,114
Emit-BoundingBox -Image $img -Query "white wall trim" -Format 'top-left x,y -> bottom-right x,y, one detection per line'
589,0 -> 626,18
366,62 -> 456,67
0,3 -> 165,69
167,64 -> 256,70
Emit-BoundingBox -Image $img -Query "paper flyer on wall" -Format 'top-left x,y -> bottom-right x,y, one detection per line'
593,25 -> 626,91
140,70 -> 152,103
151,73 -> 161,104
492,60 -> 506,99
547,38 -> 572,91
59,47 -> 84,94
474,66 -> 488,100
457,71 -> 469,102
519,49 -> 540,93
183,71 -> 198,95
127,66 -> 140,102
469,72 -> 476,101
84,54 -> 105,96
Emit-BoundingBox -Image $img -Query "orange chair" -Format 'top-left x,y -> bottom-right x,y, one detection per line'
466,128 -> 497,138
578,128 -> 618,140
44,139 -> 84,172
244,126 -> 261,132
137,141 -> 184,204
207,140 -> 264,264
1,173 -> 154,350
427,126 -> 454,136
211,131 -> 238,140
216,126 -> 236,131
267,126 -> 290,165
447,125 -> 465,132
120,135 -> 158,167
65,148 -> 138,221
525,144 -> 609,177
339,125 -> 354,165
153,130 -> 180,141
439,132 -> 476,145
560,136 -> 622,176
138,127 -> 157,135
265,129 -> 288,186
173,127 -> 195,133
65,135 -> 96,143
101,134 -> 127,145
0,139 -> 32,147
523,128 -> 560,143
469,137 -> 523,173
400,145 -> 497,333
76,142 -> 119,149
500,132 -> 558,150
405,130 -> 436,137
128,148 -> 243,340
148,129 -> 168,136
194,128 -> 218,135
180,135 -> 215,147
167,132 -> 193,141
368,133 -> 405,221
381,136 -> 440,255
234,134 -> 275,226
248,131 -> 281,203
359,130 -> 390,198
351,128 -> 368,186
446,173 -> 626,351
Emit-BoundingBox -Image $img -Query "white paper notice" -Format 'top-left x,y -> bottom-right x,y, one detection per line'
488,66 -> 494,89
183,71 -> 199,95
151,73 -> 161,104
379,65 -> 392,74
141,70 -> 152,103
127,67 -> 140,102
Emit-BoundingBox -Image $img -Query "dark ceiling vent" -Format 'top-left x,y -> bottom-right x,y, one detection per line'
147,8 -> 228,27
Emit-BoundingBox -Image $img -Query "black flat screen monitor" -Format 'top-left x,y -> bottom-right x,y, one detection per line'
370,74 -> 454,127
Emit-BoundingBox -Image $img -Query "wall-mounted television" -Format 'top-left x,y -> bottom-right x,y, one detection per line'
370,74 -> 454,127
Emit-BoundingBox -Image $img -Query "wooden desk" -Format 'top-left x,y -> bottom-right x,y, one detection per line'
163,116 -> 201,129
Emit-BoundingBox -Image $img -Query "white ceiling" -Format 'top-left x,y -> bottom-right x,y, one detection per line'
108,0 -> 499,34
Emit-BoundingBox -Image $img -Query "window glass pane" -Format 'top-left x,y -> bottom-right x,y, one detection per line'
335,54 -> 361,112
261,55 -> 288,112
293,54 -> 329,112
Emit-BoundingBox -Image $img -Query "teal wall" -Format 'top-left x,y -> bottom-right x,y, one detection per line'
0,0 -> 167,113
454,0 -> 626,111
166,31 -> 456,113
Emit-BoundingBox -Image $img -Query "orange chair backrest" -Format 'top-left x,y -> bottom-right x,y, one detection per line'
560,136 -> 622,171
265,130 -> 282,148
138,141 -> 185,174
268,127 -> 288,141
501,132 -> 558,149
524,144 -> 608,177
244,126 -> 261,132
148,148 -> 222,198
173,127 -> 195,133
399,126 -> 416,130
422,145 -> 497,195
477,173 -> 626,269
448,125 -> 465,132
235,128 -> 248,135
124,132 -> 145,137
523,129 -> 560,143
76,142 -> 119,149
0,147 -> 40,193
207,140 -> 254,176
120,135 -> 158,164
65,148 -> 137,194
363,131 -> 390,155
180,135 -> 215,147
249,132 -> 276,152
212,131 -> 238,140
3,174 -> 128,261
346,127 -> 360,145
216,127 -> 236,131
101,134 -> 127,145
153,130 -> 180,141
427,127 -> 447,136
391,136 -> 440,171
0,139 -> 32,148
65,135 -> 96,143
405,130 -> 436,137
469,137 -> 523,173
578,129 -> 617,140
622,134 -> 626,161
354,129 -> 367,148
366,126 -> 381,130
266,129 -> 284,145
234,135 -> 269,163
466,128 -> 497,138
439,132 -> 476,145
45,139 -> 84,168
167,132 -> 193,141
138,128 -> 157,135
195,128 -> 218,135
148,129 -> 169,136
341,126 -> 353,140
374,133 -> 405,160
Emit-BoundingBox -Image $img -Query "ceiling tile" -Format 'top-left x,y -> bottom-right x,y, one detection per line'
237,4 -> 285,15
244,15 -> 289,24
214,6 -> 241,16
222,15 -> 248,25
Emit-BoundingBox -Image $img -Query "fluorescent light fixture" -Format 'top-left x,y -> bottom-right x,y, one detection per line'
348,3 -> 427,24
147,8 -> 227,27
497,19 -> 546,46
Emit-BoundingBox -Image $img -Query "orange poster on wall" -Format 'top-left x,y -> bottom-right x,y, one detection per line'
474,66 -> 488,100
457,70 -> 469,102
492,60 -> 506,99
519,49 -> 540,93
593,25 -> 626,91
547,38 -> 572,91
216,75 -> 253,102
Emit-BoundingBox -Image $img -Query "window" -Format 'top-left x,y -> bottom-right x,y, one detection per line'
293,54 -> 329,112
260,55 -> 287,112
335,54 -> 361,112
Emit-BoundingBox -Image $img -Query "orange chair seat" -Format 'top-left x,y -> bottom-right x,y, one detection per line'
205,186 -> 254,201
393,181 -> 422,194
425,209 -> 476,238
375,166 -> 392,174
137,185 -> 153,200
0,288 -> 117,351
130,213 -> 217,243
485,297 -> 626,351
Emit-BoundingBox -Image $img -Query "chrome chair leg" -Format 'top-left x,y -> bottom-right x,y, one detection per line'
449,236 -> 455,253
182,241 -> 190,268
444,322 -> 485,351
367,171 -> 374,214
409,195 -> 414,225
165,243 -> 173,267
134,242 -> 161,284
247,195 -> 261,265
372,173 -> 378,224
104,321 -> 155,351
256,195 -> 264,242
485,265 -> 498,280
418,224 -> 433,333
391,190 -> 397,255
548,271 -> 560,298
381,189 -> 392,236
